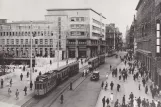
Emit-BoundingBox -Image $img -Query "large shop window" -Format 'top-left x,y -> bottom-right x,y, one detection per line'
78,51 -> 86,58
69,50 -> 75,58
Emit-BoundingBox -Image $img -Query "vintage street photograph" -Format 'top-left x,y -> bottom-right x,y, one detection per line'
0,0 -> 161,107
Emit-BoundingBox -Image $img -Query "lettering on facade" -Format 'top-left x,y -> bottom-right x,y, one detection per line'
57,17 -> 62,50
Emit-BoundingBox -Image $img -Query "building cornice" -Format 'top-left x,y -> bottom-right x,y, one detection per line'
46,8 -> 106,19
136,0 -> 143,10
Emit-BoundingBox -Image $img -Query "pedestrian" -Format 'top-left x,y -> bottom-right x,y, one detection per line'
139,83 -> 141,90
117,84 -> 120,92
8,87 -> 12,96
134,98 -> 137,107
142,78 -> 145,87
105,82 -> 108,91
102,96 -> 106,107
110,65 -> 112,70
122,95 -> 126,105
20,73 -> 23,81
110,81 -> 114,90
30,81 -> 33,90
151,100 -> 156,107
9,78 -> 12,87
142,98 -> 146,107
145,85 -> 148,94
101,81 -> 104,89
27,71 -> 29,78
39,71 -> 41,75
157,101 -> 161,107
114,99 -> 119,107
110,93 -> 114,103
146,99 -> 149,107
1,79 -> 4,88
119,75 -> 121,80
15,89 -> 19,100
133,74 -> 136,81
23,86 -> 27,96
137,97 -> 141,107
106,98 -> 110,107
129,92 -> 134,100
60,94 -> 64,104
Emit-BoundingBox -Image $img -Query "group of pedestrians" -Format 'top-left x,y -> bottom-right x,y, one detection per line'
101,52 -> 161,107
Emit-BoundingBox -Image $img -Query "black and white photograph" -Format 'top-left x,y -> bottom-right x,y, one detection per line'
0,0 -> 161,107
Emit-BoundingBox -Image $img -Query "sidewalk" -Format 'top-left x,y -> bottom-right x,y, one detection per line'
95,60 -> 160,107
0,58 -> 86,107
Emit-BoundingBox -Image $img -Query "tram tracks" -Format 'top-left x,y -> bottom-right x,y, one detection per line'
21,65 -> 88,107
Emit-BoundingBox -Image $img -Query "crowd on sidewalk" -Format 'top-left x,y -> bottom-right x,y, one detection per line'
101,53 -> 161,107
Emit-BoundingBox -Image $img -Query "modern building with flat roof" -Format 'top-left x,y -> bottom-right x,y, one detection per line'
0,8 -> 107,64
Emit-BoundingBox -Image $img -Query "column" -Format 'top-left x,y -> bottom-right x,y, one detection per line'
75,46 -> 78,58
43,48 -> 45,57
87,47 -> 91,58
66,48 -> 69,59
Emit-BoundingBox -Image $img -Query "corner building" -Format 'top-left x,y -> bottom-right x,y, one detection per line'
46,8 -> 106,58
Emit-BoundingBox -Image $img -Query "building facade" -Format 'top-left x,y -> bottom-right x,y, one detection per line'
0,19 -> 66,64
46,8 -> 107,58
0,8 -> 107,64
135,0 -> 161,88
105,23 -> 122,56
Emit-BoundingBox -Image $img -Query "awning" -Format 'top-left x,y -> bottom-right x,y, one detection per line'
136,49 -> 152,56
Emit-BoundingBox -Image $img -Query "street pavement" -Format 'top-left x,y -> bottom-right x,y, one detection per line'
50,51 -> 127,107
0,58 -> 87,107
95,56 -> 161,107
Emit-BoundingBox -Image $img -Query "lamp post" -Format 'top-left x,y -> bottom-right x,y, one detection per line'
30,21 -> 33,82
114,29 -> 116,50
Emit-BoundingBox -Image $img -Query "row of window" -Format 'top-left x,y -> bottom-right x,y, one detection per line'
70,17 -> 85,22
92,25 -> 105,32
0,31 -> 54,36
70,31 -> 85,36
92,19 -> 104,27
0,25 -> 51,30
0,39 -> 54,45
70,24 -> 85,29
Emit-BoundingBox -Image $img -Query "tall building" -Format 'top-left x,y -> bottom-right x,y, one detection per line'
135,0 -> 161,88
45,8 -> 107,58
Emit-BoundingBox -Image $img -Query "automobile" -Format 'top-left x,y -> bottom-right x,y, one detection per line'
90,71 -> 100,81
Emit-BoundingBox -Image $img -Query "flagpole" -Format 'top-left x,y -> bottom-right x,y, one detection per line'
30,21 -> 32,82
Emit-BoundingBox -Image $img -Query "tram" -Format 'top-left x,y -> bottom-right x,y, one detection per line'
88,54 -> 106,71
34,61 -> 79,96
98,54 -> 106,65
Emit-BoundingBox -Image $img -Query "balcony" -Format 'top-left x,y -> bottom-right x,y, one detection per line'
67,42 -> 76,46
78,42 -> 87,45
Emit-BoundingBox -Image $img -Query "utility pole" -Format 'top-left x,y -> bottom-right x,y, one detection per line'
30,21 -> 32,82
114,29 -> 116,50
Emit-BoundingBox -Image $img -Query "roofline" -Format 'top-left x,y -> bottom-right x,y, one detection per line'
135,0 -> 143,10
46,8 -> 106,19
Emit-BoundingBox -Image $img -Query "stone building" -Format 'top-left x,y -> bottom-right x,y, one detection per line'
105,23 -> 122,56
135,0 -> 161,88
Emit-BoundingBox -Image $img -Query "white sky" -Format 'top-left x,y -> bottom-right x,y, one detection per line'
0,0 -> 139,37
